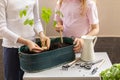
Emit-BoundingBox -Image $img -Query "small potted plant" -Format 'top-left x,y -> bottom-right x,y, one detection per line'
100,63 -> 120,80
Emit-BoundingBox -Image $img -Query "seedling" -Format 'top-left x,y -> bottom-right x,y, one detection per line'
41,7 -> 52,35
53,10 -> 64,43
19,6 -> 34,26
40,7 -> 52,48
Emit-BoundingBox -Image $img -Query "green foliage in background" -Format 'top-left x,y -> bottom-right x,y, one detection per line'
24,19 -> 34,26
100,63 -> 120,80
41,7 -> 52,34
41,7 -> 52,24
19,6 -> 34,26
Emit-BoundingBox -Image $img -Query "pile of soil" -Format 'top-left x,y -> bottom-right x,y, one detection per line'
21,42 -> 71,54
20,37 -> 73,54
49,42 -> 71,50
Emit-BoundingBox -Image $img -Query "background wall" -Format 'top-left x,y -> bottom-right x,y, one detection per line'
97,0 -> 120,36
39,0 -> 120,37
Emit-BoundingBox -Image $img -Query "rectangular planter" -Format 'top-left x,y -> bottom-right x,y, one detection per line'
19,37 -> 75,73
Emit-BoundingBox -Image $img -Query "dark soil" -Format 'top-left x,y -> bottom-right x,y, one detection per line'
49,42 -> 71,50
22,42 -> 71,54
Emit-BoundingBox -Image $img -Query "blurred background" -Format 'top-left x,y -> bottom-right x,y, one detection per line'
0,0 -> 120,80
39,0 -> 120,37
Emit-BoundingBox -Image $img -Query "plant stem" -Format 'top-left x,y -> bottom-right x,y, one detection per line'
60,30 -> 63,43
44,23 -> 47,35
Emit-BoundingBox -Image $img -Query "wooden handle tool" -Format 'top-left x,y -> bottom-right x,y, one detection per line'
62,58 -> 80,70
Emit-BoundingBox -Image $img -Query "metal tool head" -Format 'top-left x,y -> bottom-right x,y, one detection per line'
91,59 -> 104,65
80,63 -> 86,67
75,59 -> 104,70
84,64 -> 92,70
79,63 -> 92,70
62,65 -> 70,70
91,67 -> 98,74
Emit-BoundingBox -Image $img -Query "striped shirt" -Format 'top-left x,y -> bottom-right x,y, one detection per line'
0,0 -> 43,48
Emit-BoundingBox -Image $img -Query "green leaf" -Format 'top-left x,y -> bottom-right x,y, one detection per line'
53,21 -> 57,27
41,7 -> 52,25
29,19 -> 34,26
19,6 -> 35,27
23,19 -> 34,26
100,63 -> 120,80
23,10 -> 27,16
19,10 -> 23,18
24,19 -> 29,25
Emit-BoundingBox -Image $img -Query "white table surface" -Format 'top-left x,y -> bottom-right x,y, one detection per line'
23,52 -> 112,80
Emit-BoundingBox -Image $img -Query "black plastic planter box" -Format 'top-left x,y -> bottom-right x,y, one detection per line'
19,37 -> 75,73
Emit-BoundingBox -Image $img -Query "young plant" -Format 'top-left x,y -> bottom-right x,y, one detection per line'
53,10 -> 64,43
100,63 -> 120,80
40,7 -> 52,48
19,6 -> 34,26
41,7 -> 52,35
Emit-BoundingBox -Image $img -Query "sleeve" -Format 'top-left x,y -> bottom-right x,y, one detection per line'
54,0 -> 62,22
0,0 -> 20,43
33,0 -> 43,35
87,1 -> 99,24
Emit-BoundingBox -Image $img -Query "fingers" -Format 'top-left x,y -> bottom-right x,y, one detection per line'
73,38 -> 83,53
46,37 -> 51,49
73,38 -> 80,47
73,43 -> 81,53
31,44 -> 43,53
55,24 -> 63,32
31,48 -> 43,53
73,46 -> 81,53
56,27 -> 63,32
40,37 -> 51,50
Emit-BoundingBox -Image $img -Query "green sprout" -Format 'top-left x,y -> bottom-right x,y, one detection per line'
100,63 -> 120,80
41,7 -> 52,35
53,10 -> 64,43
19,6 -> 34,26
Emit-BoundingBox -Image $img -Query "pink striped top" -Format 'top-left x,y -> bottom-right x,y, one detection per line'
54,0 -> 99,37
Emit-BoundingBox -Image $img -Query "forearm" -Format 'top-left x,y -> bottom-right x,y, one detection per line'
17,37 -> 30,46
87,24 -> 99,36
17,32 -> 45,46
33,0 -> 43,35
39,31 -> 46,38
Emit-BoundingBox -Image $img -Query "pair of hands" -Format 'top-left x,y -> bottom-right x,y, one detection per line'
26,32 -> 50,53
55,23 -> 83,53
27,24 -> 84,53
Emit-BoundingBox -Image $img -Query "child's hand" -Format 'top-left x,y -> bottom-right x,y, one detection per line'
73,38 -> 84,53
55,23 -> 64,32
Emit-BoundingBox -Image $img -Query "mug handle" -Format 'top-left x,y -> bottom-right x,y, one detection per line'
93,36 -> 97,47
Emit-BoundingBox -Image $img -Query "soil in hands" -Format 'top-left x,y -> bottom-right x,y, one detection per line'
49,42 -> 71,50
23,42 -> 71,54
